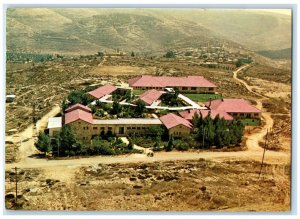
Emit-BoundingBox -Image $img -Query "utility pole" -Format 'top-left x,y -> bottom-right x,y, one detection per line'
57,138 -> 60,157
259,129 -> 269,179
202,125 -> 205,149
14,167 -> 18,208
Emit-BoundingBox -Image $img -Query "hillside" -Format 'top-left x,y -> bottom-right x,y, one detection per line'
6,8 -> 292,54
257,48 -> 291,59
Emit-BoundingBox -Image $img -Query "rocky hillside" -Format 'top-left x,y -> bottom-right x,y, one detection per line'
6,8 -> 292,55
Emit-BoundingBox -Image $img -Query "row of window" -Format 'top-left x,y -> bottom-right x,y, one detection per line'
231,113 -> 259,117
127,127 -> 148,130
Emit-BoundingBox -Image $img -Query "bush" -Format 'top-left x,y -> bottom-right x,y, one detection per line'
174,140 -> 189,151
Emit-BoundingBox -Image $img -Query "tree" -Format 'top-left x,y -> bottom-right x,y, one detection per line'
97,52 -> 104,57
128,139 -> 134,150
35,132 -> 51,156
185,51 -> 193,56
134,100 -> 146,117
131,51 -> 135,57
110,101 -> 122,115
57,125 -> 78,156
165,135 -> 174,151
165,51 -> 176,58
148,126 -> 163,139
124,90 -> 132,102
66,90 -> 92,107
236,59 -> 244,68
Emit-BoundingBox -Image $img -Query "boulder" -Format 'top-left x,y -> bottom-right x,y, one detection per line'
133,184 -> 143,189
5,193 -> 15,199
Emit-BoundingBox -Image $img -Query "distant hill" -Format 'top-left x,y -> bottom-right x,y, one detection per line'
6,8 -> 292,55
257,48 -> 291,59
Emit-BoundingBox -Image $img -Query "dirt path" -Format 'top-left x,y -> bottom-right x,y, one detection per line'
233,65 -> 276,154
6,105 -> 61,163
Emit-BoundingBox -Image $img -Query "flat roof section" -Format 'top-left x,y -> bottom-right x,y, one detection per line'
47,117 -> 62,129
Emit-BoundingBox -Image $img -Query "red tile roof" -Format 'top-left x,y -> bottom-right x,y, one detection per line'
180,109 -> 233,121
160,113 -> 192,130
88,84 -> 117,99
128,75 -> 216,88
205,99 -> 261,113
64,109 -> 93,125
138,89 -> 163,105
65,103 -> 92,113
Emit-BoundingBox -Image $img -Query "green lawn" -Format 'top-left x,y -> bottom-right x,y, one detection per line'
184,93 -> 223,102
239,118 -> 261,126
132,89 -> 145,96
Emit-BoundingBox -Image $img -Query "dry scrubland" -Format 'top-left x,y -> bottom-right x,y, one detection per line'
5,159 -> 290,211
5,54 -> 292,211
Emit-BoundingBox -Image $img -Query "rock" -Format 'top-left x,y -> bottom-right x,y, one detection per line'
46,179 -> 55,186
133,184 -> 143,189
23,196 -> 29,202
155,196 -> 162,201
136,192 -> 141,195
24,188 -> 30,193
9,171 -> 16,176
137,174 -> 147,180
200,186 -> 207,192
156,175 -> 164,180
80,182 -> 87,186
138,164 -> 148,170
129,177 -> 137,181
244,181 -> 250,186
5,193 -> 15,199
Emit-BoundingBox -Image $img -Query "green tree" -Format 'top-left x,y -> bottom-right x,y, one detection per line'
165,135 -> 174,151
148,126 -> 163,139
134,100 -> 146,117
131,51 -> 135,57
236,59 -> 244,67
57,125 -> 78,156
128,139 -> 134,150
35,132 -> 51,155
111,101 -> 122,115
165,51 -> 176,58
185,51 -> 193,56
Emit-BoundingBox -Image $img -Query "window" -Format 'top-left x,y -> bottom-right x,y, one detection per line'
93,127 -> 97,130
209,88 -> 214,91
127,127 -> 131,130
142,127 -> 146,130
240,113 -> 244,117
101,127 -> 105,130
108,127 -> 112,131
182,87 -> 188,90
233,113 -> 238,116
137,127 -> 141,130
86,127 -> 89,130
132,127 -> 136,130
191,87 -> 197,90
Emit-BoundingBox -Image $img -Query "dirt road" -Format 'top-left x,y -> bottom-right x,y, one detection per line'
6,105 -> 61,163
